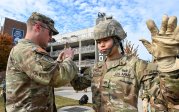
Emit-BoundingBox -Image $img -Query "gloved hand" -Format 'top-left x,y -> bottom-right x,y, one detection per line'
140,15 -> 179,72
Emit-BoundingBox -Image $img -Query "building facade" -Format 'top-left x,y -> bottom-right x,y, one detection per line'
47,13 -> 108,73
47,27 -> 104,73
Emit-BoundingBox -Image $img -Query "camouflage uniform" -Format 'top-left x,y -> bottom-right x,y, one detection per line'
149,71 -> 179,112
71,15 -> 158,112
5,12 -> 77,112
140,15 -> 179,112
71,55 -> 157,112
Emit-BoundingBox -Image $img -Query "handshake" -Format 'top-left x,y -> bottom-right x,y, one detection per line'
57,47 -> 75,62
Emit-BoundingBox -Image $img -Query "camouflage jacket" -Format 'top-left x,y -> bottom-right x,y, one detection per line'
149,69 -> 179,112
6,39 -> 77,112
71,55 -> 157,112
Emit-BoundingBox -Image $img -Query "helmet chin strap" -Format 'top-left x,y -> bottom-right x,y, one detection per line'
101,45 -> 113,56
119,39 -> 124,55
100,37 -> 123,56
117,46 -> 122,55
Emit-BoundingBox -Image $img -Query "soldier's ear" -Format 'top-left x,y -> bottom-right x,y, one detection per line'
34,23 -> 41,32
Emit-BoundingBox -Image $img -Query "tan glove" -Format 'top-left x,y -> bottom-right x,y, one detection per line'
140,15 -> 179,72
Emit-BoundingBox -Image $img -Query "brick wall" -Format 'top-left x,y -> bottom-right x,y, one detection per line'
2,17 -> 26,43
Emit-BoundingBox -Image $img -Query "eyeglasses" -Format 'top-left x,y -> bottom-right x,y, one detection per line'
40,25 -> 53,36
35,22 -> 53,36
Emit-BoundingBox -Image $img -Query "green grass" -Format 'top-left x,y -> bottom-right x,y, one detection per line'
55,96 -> 93,108
0,89 -> 92,111
0,97 -> 5,112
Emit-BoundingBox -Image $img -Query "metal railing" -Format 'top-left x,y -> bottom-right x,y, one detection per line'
48,32 -> 94,47
74,45 -> 95,54
74,59 -> 95,67
50,45 -> 95,57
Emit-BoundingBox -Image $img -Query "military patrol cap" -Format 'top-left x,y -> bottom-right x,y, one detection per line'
28,12 -> 59,35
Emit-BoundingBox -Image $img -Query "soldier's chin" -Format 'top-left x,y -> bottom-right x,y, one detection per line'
100,50 -> 105,53
100,51 -> 109,55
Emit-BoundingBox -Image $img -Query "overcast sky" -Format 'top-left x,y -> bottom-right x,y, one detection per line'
0,0 -> 178,60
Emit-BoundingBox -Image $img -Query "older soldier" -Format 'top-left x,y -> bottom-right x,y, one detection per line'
71,15 -> 157,112
140,15 -> 179,112
6,12 -> 77,112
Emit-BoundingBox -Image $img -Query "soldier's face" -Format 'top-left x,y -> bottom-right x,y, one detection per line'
97,37 -> 113,54
39,25 -> 52,48
34,22 -> 52,48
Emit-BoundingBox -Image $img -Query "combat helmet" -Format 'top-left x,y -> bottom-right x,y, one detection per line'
94,15 -> 127,41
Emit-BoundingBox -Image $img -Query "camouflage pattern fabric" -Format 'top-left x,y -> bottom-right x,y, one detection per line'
27,12 -> 59,35
149,70 -> 179,112
71,55 -> 158,112
140,15 -> 179,112
6,39 -> 77,112
94,18 -> 127,41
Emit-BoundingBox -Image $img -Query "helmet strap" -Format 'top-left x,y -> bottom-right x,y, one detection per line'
112,37 -> 124,55
100,37 -> 124,56
119,39 -> 124,55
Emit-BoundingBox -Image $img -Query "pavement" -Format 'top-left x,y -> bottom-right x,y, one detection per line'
58,106 -> 94,112
55,87 -> 144,112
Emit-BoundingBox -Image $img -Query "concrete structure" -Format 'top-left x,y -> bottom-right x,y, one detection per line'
58,106 -> 94,112
47,27 -> 102,73
47,13 -> 109,72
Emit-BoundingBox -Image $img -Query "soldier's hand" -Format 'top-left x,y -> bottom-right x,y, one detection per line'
140,15 -> 179,72
142,98 -> 149,112
63,47 -> 74,60
57,51 -> 65,62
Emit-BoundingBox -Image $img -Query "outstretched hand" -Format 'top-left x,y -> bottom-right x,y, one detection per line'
140,15 -> 179,72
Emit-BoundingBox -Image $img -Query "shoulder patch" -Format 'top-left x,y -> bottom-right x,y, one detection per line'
32,46 -> 49,55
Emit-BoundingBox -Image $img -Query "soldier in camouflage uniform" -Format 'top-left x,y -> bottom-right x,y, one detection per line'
140,15 -> 179,112
71,15 -> 158,112
5,12 -> 78,112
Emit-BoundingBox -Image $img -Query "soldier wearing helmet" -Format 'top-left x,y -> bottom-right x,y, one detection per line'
94,16 -> 126,56
71,13 -> 158,112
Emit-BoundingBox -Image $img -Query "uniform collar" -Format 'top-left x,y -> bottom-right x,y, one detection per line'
18,39 -> 34,44
95,55 -> 127,71
105,55 -> 127,70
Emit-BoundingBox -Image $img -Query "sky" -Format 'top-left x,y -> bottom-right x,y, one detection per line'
0,0 -> 178,60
